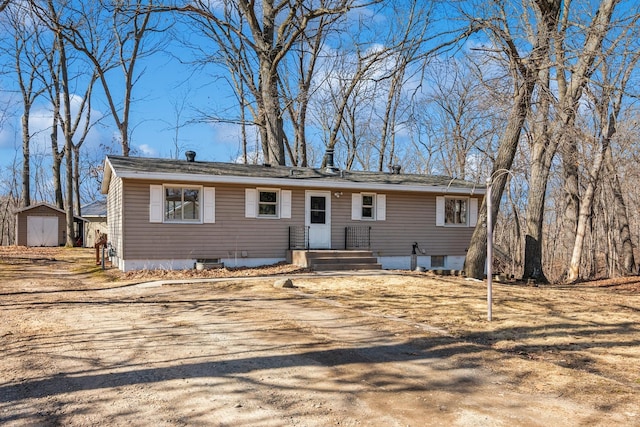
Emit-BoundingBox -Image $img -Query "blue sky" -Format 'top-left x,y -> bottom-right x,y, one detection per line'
0,1 -> 451,174
0,47 -> 244,167
0,14 -> 257,175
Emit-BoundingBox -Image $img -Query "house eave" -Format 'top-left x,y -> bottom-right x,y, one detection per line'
100,158 -> 114,195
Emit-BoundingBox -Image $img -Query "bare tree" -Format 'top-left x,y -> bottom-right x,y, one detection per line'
177,0 -> 378,166
549,0 -> 620,281
1,2 -> 47,207
0,154 -> 20,246
317,40 -> 396,167
420,57 -> 497,180
279,13 -> 331,167
52,0 -> 167,157
373,1 -> 433,172
604,142 -> 635,274
36,0 -> 98,246
464,0 -> 562,279
565,41 -> 639,282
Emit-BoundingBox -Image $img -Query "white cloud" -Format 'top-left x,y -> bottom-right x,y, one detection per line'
137,143 -> 158,157
0,124 -> 16,149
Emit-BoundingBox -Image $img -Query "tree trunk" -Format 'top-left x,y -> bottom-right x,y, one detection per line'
605,148 -> 635,274
555,0 -> 618,279
566,138 -> 609,282
51,151 -> 64,210
464,79 -> 535,279
523,149 -> 555,280
64,137 -> 74,247
50,110 -> 64,210
73,145 -> 81,216
258,59 -> 285,165
53,16 -> 75,247
559,139 -> 580,277
21,111 -> 30,207
523,67 -> 554,282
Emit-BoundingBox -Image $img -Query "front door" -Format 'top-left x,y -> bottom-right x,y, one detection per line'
306,191 -> 331,249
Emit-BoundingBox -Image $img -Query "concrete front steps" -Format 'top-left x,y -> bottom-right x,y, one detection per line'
289,250 -> 382,271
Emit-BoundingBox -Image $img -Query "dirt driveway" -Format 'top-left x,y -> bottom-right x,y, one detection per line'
1,248 -> 638,426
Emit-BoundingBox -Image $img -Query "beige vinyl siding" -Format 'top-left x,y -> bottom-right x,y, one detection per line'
341,191 -> 477,257
121,180 -> 304,261
15,205 -> 66,246
107,176 -> 124,259
116,178 -> 479,263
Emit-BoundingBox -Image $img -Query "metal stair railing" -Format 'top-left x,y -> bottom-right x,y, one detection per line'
345,226 -> 371,250
288,225 -> 309,250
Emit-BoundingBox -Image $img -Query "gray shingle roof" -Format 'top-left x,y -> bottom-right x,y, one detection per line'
81,199 -> 107,217
105,155 -> 482,193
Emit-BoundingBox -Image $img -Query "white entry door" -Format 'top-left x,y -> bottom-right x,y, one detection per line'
27,216 -> 58,247
306,191 -> 331,249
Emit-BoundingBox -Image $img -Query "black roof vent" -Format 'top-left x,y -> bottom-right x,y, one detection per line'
391,164 -> 401,174
185,150 -> 196,162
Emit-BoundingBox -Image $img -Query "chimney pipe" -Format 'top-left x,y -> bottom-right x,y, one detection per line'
324,148 -> 338,174
185,150 -> 196,162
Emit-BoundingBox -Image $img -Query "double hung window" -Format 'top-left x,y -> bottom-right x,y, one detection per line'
258,190 -> 279,217
436,196 -> 477,227
444,198 -> 467,225
165,186 -> 201,222
245,188 -> 291,219
361,194 -> 375,220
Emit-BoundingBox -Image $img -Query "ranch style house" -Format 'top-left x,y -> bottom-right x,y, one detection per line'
101,151 -> 484,272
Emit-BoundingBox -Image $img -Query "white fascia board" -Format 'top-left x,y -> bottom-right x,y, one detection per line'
100,158 -> 114,195
113,170 -> 485,195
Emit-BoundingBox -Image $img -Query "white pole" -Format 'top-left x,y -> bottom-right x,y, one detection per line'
486,177 -> 493,322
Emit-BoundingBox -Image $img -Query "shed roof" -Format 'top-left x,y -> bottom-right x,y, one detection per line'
81,199 -> 107,217
14,202 -> 87,221
102,155 -> 484,196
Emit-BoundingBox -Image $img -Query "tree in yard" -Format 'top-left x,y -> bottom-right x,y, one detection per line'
564,34 -> 640,282
307,20 -> 386,171
52,0 -> 167,157
278,12 -> 333,167
176,0 -> 379,166
464,0 -> 562,279
372,1 -> 433,172
603,138 -> 636,275
0,2 -> 48,208
530,0 -> 621,282
0,153 -> 20,246
22,0 -> 101,246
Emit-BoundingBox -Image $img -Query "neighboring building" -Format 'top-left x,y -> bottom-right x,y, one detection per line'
101,153 -> 485,272
81,199 -> 108,247
15,203 -> 86,247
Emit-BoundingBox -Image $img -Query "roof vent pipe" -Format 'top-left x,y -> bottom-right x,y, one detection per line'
324,148 -> 338,174
185,150 -> 196,162
392,165 -> 401,174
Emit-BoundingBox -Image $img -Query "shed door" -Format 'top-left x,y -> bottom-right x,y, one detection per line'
306,191 -> 331,249
27,216 -> 58,247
